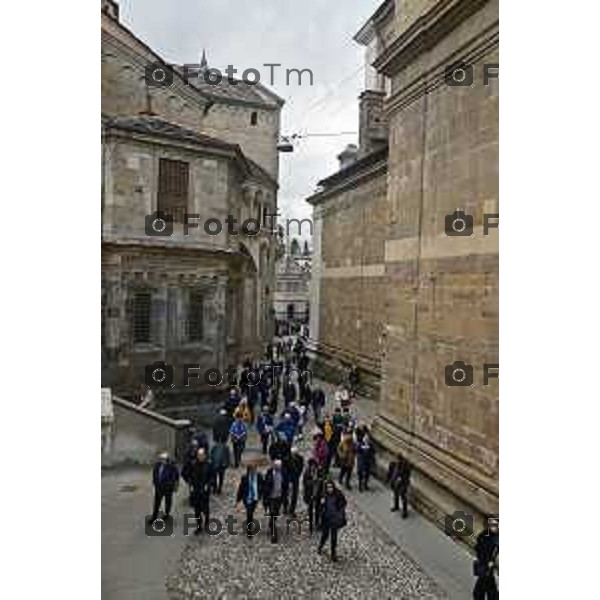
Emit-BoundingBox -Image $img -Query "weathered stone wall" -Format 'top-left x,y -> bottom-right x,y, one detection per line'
101,13 -> 281,180
201,104 -> 281,181
102,395 -> 190,467
374,0 -> 499,523
102,134 -> 238,249
309,164 -> 388,391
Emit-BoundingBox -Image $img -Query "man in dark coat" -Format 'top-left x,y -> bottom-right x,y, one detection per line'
473,516 -> 499,600
302,459 -> 322,534
225,387 -> 241,418
317,479 -> 347,562
269,432 -> 291,464
212,408 -> 231,444
256,406 -> 274,454
182,448 -> 213,534
263,459 -> 289,543
209,441 -> 230,494
236,464 -> 265,537
356,435 -> 375,492
150,452 -> 180,523
283,377 -> 297,407
286,446 -> 305,516
387,455 -> 412,518
311,386 -> 326,423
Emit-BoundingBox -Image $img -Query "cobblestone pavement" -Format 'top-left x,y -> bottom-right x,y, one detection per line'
166,430 -> 448,600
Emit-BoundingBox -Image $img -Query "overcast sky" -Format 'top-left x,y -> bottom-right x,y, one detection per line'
117,0 -> 383,240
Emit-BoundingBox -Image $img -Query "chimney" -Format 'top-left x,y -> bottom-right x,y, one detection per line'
338,144 -> 358,170
101,0 -> 120,20
358,90 -> 388,157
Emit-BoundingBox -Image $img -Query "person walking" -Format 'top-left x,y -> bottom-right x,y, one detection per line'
275,412 -> 296,445
263,459 -> 289,543
473,516 -> 499,599
337,430 -> 357,490
229,414 -> 248,468
286,446 -> 305,516
356,435 -> 375,492
225,386 -> 241,417
387,454 -> 412,518
213,408 -> 231,444
209,441 -> 230,494
150,452 -> 179,523
313,432 -> 329,472
236,464 -> 265,537
311,386 -> 326,424
182,448 -> 213,534
256,406 -> 274,454
283,377 -> 297,407
233,398 -> 252,424
302,459 -> 320,534
317,479 -> 347,562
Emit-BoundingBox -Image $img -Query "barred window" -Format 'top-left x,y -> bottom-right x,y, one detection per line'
158,158 -> 189,222
187,289 -> 204,342
132,289 -> 152,344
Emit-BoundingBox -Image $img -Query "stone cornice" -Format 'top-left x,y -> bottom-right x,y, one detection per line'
384,21 -> 498,115
373,0 -> 491,76
306,159 -> 388,206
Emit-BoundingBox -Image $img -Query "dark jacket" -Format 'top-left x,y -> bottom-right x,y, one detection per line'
152,461 -> 179,492
269,438 -> 291,462
283,381 -> 296,404
387,459 -> 412,492
210,443 -> 231,470
318,488 -> 347,528
263,468 -> 289,503
213,413 -> 231,443
475,531 -> 499,576
302,468 -> 323,504
312,388 -> 326,408
288,453 -> 305,482
257,414 -> 274,436
236,472 -> 265,506
356,441 -> 375,473
183,460 -> 213,498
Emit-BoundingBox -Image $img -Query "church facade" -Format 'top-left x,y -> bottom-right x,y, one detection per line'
101,1 -> 283,402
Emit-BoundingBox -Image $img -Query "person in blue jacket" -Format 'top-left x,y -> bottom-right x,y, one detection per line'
256,406 -> 274,454
275,412 -> 296,445
229,415 -> 248,468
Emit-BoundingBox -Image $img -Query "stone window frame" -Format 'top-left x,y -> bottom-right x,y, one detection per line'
131,287 -> 152,345
185,288 -> 205,343
157,157 -> 190,223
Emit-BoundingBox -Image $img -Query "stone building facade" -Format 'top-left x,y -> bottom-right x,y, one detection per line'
101,1 -> 283,400
274,237 -> 311,336
308,148 -> 388,395
308,0 -> 499,528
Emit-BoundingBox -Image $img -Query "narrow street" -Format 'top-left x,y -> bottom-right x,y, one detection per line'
103,380 -> 473,599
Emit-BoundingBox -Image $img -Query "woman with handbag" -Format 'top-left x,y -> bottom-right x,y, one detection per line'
317,479 -> 347,562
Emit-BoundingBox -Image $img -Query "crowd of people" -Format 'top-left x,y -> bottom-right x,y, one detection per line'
147,335 -> 498,592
